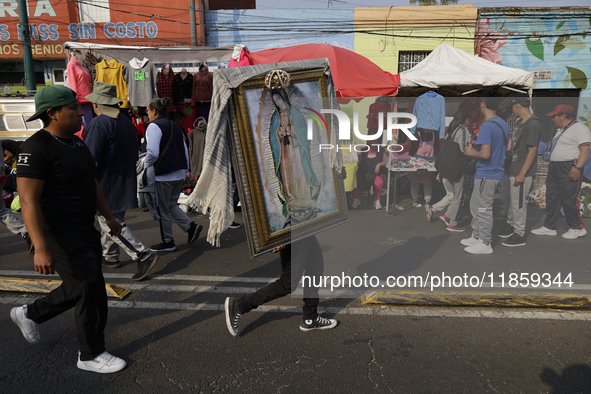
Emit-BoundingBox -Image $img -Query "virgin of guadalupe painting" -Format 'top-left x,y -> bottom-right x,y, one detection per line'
268,88 -> 320,226
231,69 -> 347,256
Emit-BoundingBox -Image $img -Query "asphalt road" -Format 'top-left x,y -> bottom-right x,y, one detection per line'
2,197 -> 591,393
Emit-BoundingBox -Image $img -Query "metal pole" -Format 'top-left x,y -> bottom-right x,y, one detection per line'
17,0 -> 36,95
190,0 -> 197,47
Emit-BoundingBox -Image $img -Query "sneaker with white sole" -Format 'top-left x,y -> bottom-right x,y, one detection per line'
562,228 -> 587,239
77,351 -> 126,373
373,200 -> 382,210
224,297 -> 242,337
439,214 -> 450,227
149,240 -> 177,253
502,233 -> 526,247
498,223 -> 514,238
446,225 -> 465,232
531,226 -> 557,236
228,222 -> 241,229
351,198 -> 361,209
460,236 -> 479,246
300,315 -> 337,331
464,240 -> 493,255
413,201 -> 422,208
10,305 -> 40,344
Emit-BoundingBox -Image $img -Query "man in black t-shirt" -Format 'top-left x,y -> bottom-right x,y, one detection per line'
499,98 -> 542,247
11,86 -> 127,374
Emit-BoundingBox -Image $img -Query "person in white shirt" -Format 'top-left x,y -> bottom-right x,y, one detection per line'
531,104 -> 591,239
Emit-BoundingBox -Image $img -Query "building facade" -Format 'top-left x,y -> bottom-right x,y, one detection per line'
476,7 -> 591,129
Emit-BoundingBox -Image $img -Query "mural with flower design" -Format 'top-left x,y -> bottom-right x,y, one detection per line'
477,12 -> 591,129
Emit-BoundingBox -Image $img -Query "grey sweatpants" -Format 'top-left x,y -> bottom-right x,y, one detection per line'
470,178 -> 501,245
432,175 -> 464,227
0,182 -> 26,237
156,180 -> 192,243
98,211 -> 150,262
502,175 -> 533,237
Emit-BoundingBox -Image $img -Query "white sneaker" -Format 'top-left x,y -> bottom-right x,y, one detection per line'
460,236 -> 479,246
351,198 -> 361,209
562,228 -> 587,239
77,351 -> 127,373
10,305 -> 40,344
373,200 -> 382,210
413,201 -> 422,208
531,226 -> 557,236
464,240 -> 493,255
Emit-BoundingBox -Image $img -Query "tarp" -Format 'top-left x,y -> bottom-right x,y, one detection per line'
399,43 -> 533,89
244,44 -> 400,102
64,42 -> 235,63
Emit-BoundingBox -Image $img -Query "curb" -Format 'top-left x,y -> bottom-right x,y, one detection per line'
0,277 -> 130,300
361,290 -> 591,310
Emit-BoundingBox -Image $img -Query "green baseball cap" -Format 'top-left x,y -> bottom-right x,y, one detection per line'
26,85 -> 78,122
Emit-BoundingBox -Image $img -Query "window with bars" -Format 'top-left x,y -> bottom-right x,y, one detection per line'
79,0 -> 111,23
397,51 -> 431,73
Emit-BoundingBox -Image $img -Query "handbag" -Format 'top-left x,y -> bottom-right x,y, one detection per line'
435,127 -> 468,183
539,119 -> 576,162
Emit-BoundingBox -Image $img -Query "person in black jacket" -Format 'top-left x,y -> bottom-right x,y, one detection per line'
140,97 -> 202,252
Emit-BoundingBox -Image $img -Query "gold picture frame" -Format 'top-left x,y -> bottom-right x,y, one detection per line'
230,68 -> 348,257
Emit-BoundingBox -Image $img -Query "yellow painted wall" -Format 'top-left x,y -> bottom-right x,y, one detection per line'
354,5 -> 478,74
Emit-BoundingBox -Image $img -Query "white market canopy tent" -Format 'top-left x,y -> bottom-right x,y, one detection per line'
399,43 -> 534,94
64,42 -> 234,63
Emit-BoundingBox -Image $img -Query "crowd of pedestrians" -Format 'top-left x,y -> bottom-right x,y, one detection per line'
3,84 -> 590,373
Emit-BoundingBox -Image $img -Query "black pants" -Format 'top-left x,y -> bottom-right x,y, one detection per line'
237,236 -> 323,320
27,228 -> 107,361
544,161 -> 584,230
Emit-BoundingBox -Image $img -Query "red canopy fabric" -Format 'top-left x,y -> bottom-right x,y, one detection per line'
243,44 -> 400,103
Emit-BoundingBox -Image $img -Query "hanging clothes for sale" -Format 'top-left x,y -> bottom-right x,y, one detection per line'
459,98 -> 484,135
173,69 -> 193,106
191,63 -> 213,106
410,91 -> 446,139
95,59 -> 130,108
66,55 -> 92,103
125,57 -> 158,107
156,63 -> 174,101
367,99 -> 392,135
176,103 -> 198,134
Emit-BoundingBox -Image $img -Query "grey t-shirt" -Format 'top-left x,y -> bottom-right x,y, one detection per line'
509,115 -> 542,177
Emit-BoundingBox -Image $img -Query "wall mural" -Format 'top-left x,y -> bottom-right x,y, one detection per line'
476,15 -> 591,128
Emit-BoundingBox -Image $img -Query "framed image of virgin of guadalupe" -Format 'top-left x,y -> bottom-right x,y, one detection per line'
231,68 -> 348,257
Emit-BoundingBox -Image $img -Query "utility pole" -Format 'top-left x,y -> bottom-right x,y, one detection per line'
190,0 -> 198,47
17,0 -> 36,94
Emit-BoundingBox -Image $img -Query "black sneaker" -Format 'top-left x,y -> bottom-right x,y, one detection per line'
149,241 -> 177,253
23,233 -> 34,254
187,222 -> 203,245
498,223 -> 514,238
131,255 -> 159,281
299,315 -> 337,332
224,297 -> 242,337
228,222 -> 241,229
102,258 -> 121,269
501,233 -> 526,247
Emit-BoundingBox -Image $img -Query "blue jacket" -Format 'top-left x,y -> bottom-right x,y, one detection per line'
410,92 -> 446,139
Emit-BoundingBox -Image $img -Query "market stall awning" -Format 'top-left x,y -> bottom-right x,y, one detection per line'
244,44 -> 400,101
64,42 -> 235,63
399,43 -> 533,90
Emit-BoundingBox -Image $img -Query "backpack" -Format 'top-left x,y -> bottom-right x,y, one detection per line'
435,127 -> 468,183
